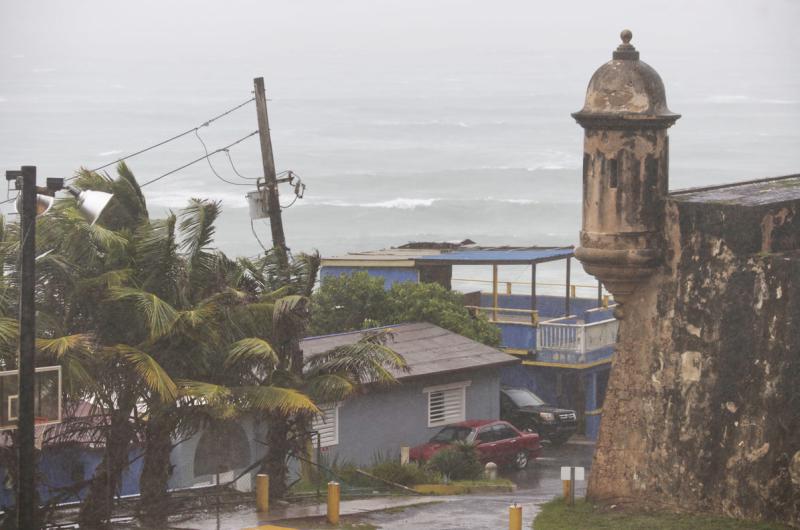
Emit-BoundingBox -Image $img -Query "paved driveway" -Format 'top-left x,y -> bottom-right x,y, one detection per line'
343,438 -> 595,530
165,438 -> 595,530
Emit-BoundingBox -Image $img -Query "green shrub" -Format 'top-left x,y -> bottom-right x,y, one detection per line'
426,442 -> 483,481
369,461 -> 441,486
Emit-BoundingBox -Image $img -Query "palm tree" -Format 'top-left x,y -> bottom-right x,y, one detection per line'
107,199 -> 319,525
0,162 -> 409,525
232,252 -> 409,499
0,163 -> 182,528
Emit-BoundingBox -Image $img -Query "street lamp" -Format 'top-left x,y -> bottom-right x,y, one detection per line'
5,166 -> 113,529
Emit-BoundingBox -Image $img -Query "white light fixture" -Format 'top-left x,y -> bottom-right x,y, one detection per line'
15,194 -> 55,217
66,185 -> 113,225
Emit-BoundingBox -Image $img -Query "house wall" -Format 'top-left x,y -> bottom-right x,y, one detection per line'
169,416 -> 263,492
320,266 -> 418,290
497,322 -> 535,350
479,294 -> 603,320
0,445 -> 144,507
323,367 -> 502,467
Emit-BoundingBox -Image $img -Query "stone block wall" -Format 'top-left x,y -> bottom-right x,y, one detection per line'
588,177 -> 800,526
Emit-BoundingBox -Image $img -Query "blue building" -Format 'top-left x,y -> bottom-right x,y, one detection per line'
320,242 -> 617,439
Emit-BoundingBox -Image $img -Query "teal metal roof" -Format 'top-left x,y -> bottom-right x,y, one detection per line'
416,247 -> 573,265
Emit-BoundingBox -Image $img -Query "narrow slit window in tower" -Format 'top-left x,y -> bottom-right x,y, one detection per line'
609,158 -> 619,188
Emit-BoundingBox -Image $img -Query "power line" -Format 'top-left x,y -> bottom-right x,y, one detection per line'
250,219 -> 269,253
140,131 -> 259,188
1,97 -> 257,206
81,97 -> 255,177
193,129 -> 254,187
223,149 -> 259,181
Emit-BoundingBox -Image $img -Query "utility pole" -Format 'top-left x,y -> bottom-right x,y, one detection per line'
17,165 -> 37,530
253,77 -> 289,272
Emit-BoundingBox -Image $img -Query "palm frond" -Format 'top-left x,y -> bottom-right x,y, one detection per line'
0,317 -> 18,345
225,338 -> 279,369
108,287 -> 179,341
178,199 -> 220,289
78,269 -> 133,290
303,374 -> 355,403
305,329 -> 408,386
36,333 -> 93,359
115,344 -> 178,402
179,380 -> 232,405
235,385 -> 318,415
273,295 -> 310,331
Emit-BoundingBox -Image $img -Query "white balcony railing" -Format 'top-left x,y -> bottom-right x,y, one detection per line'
536,317 -> 618,354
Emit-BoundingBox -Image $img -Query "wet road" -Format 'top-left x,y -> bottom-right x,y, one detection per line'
165,438 -> 595,530
348,438 -> 595,530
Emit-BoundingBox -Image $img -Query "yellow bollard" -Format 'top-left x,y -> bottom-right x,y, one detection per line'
327,481 -> 340,524
562,479 -> 571,500
256,474 -> 269,513
509,503 -> 522,530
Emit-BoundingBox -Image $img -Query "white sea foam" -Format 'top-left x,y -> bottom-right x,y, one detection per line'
365,198 -> 437,208
706,94 -> 749,103
503,198 -> 540,205
527,163 -> 569,171
146,189 -> 249,209
300,197 -> 578,209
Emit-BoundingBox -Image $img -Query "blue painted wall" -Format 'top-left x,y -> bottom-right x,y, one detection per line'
479,294 -> 610,321
0,445 -> 144,509
320,266 -> 418,290
497,322 -> 536,350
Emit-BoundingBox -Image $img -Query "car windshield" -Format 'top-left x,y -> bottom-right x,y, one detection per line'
505,388 -> 545,407
429,426 -> 473,443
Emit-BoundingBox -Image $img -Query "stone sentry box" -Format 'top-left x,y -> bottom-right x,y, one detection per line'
572,31 -> 800,525
572,29 -> 679,314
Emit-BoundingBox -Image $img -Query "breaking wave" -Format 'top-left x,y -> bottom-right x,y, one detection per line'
298,197 -> 577,209
302,198 -> 439,209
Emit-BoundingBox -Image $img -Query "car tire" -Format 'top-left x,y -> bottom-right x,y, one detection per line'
514,451 -> 529,470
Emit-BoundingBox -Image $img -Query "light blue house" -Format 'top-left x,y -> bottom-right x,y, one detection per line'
301,322 -> 518,466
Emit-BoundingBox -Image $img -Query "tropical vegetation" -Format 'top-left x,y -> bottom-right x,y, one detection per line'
309,272 -> 501,346
0,163 -> 407,528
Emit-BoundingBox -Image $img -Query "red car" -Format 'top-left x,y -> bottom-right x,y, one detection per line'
409,420 -> 541,469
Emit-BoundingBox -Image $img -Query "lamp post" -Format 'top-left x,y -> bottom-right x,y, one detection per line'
5,166 -> 113,529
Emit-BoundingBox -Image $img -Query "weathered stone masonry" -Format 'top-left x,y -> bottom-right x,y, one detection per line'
574,32 -> 800,526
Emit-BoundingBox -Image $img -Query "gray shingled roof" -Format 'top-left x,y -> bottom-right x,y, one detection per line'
301,322 -> 519,380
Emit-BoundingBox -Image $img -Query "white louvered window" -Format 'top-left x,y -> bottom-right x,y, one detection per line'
425,381 -> 470,428
312,404 -> 339,448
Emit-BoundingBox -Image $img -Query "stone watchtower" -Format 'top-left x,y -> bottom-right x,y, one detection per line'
572,30 -> 679,313
571,31 -> 800,526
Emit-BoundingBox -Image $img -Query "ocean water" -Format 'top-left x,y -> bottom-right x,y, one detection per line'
1,0 -> 799,292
